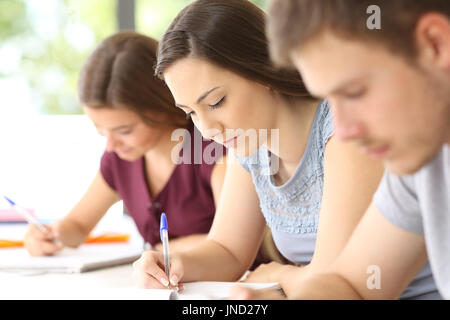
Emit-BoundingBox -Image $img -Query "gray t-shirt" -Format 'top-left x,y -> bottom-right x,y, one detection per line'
374,145 -> 449,299
237,100 -> 441,299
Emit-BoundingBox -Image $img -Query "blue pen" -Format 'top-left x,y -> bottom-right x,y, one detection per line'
3,196 -> 47,232
160,212 -> 170,285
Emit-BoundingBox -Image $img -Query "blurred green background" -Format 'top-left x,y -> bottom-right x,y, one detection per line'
0,0 -> 268,115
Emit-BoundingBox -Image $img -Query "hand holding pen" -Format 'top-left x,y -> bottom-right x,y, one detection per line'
132,212 -> 183,290
24,222 -> 64,256
160,213 -> 171,283
159,213 -> 183,290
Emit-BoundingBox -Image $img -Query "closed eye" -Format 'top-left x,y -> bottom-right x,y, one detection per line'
183,96 -> 225,119
343,87 -> 367,99
209,96 -> 225,110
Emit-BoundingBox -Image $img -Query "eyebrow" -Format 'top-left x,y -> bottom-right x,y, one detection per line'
109,123 -> 137,131
94,123 -> 137,131
175,86 -> 220,109
328,76 -> 367,96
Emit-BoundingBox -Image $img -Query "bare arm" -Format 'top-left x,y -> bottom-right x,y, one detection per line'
290,204 -> 428,299
133,155 -> 266,287
177,156 -> 265,281
307,137 -> 384,268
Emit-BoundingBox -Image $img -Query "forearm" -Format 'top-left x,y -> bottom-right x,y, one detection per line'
278,263 -> 339,298
289,272 -> 364,300
277,264 -> 309,297
179,239 -> 249,282
55,218 -> 90,248
154,234 -> 208,252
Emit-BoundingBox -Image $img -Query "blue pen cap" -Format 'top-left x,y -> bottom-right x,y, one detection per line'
3,196 -> 16,206
160,212 -> 168,240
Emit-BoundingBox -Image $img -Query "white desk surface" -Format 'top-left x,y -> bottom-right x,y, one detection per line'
0,215 -> 146,300
0,264 -> 138,299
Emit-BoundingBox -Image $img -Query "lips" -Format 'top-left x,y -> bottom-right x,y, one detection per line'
361,145 -> 390,159
117,149 -> 132,155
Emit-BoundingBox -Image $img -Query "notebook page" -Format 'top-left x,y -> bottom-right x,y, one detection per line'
0,243 -> 142,273
174,281 -> 281,300
0,287 -> 176,300
101,282 -> 280,300
0,282 -> 279,300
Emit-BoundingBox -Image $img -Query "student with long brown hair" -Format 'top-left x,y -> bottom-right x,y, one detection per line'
24,31 -> 227,255
128,0 -> 440,299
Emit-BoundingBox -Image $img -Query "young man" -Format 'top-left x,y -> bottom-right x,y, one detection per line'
231,0 -> 450,299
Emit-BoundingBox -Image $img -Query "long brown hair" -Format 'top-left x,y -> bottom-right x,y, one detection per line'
155,0 -> 314,102
78,31 -> 189,128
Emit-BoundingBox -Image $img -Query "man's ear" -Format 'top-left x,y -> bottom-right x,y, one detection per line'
415,12 -> 450,71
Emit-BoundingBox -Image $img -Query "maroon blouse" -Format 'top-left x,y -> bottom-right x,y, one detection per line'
100,124 -> 225,246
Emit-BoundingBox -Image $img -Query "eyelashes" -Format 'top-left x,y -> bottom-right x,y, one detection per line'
209,96 -> 225,110
344,88 -> 367,99
185,96 -> 226,119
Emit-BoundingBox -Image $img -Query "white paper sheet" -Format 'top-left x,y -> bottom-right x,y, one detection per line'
0,243 -> 142,273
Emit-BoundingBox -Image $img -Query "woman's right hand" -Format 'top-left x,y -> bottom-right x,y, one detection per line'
132,249 -> 184,290
24,223 -> 63,256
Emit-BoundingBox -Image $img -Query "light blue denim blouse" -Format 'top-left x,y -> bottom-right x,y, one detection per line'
236,100 -> 333,265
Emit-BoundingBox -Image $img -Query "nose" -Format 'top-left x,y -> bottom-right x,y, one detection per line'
104,133 -> 117,152
330,102 -> 364,142
195,115 -> 224,140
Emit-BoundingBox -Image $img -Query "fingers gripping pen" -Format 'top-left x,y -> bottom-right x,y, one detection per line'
160,212 -> 170,284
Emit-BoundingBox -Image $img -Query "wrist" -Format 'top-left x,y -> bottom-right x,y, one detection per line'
277,264 -> 301,284
53,219 -> 85,247
269,263 -> 290,283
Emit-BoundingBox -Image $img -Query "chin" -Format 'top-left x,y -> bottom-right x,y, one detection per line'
117,152 -> 139,162
385,161 -> 423,176
385,147 -> 441,176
